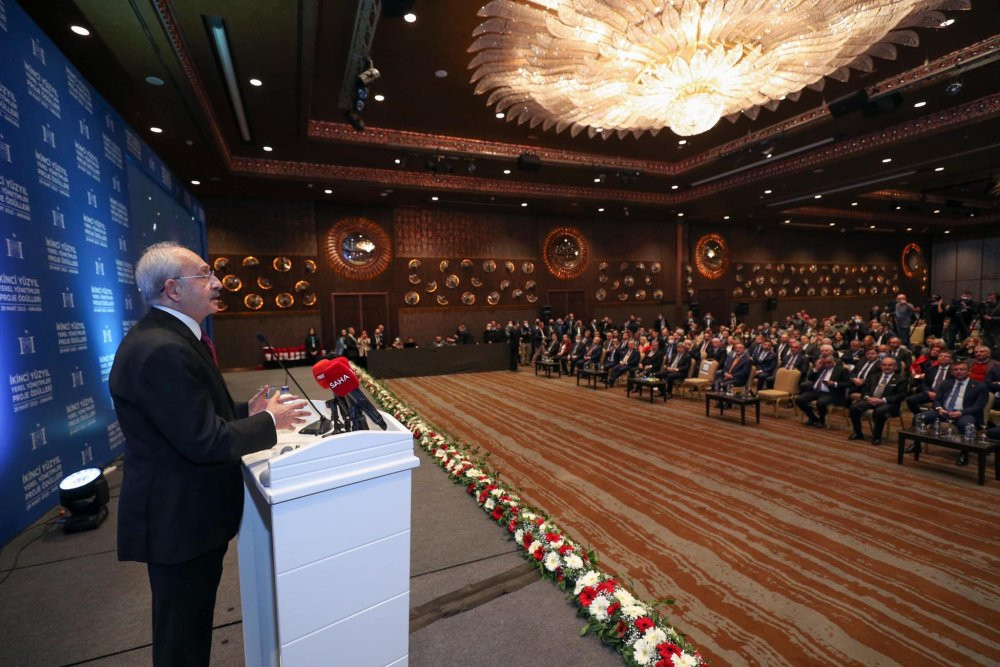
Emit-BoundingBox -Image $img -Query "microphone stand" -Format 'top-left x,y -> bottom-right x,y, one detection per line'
255,331 -> 332,436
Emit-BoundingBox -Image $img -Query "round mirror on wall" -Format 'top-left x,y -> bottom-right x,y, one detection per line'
901,243 -> 924,278
542,227 -> 589,279
694,233 -> 728,279
324,217 -> 392,280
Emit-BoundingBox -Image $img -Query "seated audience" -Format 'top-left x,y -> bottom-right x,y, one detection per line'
636,339 -> 663,376
607,339 -> 639,386
905,350 -> 953,415
751,340 -> 778,391
656,341 -> 693,397
913,360 -> 988,465
713,342 -> 751,392
795,345 -> 850,428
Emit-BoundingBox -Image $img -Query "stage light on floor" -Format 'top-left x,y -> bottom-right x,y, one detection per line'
58,468 -> 110,533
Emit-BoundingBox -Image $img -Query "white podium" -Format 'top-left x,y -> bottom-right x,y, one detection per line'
238,403 -> 419,667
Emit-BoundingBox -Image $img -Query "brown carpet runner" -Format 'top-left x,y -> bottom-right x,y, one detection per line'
385,371 -> 1000,666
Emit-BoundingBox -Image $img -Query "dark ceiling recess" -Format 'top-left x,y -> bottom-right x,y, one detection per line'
203,16 -> 252,143
16,0 -> 1000,230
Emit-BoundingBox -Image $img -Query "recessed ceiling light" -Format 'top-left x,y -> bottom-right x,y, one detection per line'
594,128 -> 603,133
829,222 -> 836,227
149,126 -> 163,134
598,207 -> 605,212
593,177 -> 601,183
495,112 -> 505,119
394,158 -> 401,164
723,215 -> 730,220
677,139 -> 687,145
145,76 -> 165,86
881,158 -> 892,163
373,94 -> 385,102
851,201 -> 858,206
434,69 -> 448,78
763,189 -> 772,194
914,101 -> 927,108
404,12 -> 417,23
934,166 -> 944,172
764,153 -> 773,159
671,184 -> 678,190
933,209 -> 940,214
944,230 -> 951,234
431,196 -> 439,201
262,145 -> 273,152
906,227 -> 912,231
896,206 -> 902,210
521,202 -> 528,207
503,169 -> 511,175
784,219 -> 790,224
249,78 -> 263,87
323,189 -> 333,194
190,180 -> 200,185
869,225 -> 876,229
813,194 -> 822,199
677,212 -> 684,217
70,25 -> 90,36
940,18 -> 955,27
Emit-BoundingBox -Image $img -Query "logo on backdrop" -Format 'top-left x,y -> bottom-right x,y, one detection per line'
9,367 -> 53,413
83,214 -> 107,247
29,425 -> 46,451
115,258 -> 133,284
35,149 -> 69,196
51,207 -> 64,228
61,289 -> 75,308
56,321 -> 87,353
0,272 -> 41,312
75,140 -> 100,181
66,67 -> 93,114
70,368 -> 83,387
46,237 -> 79,273
0,83 -> 21,126
6,235 -> 23,258
107,421 -> 124,450
0,175 -> 30,219
18,331 -> 35,355
90,285 -> 114,312
41,123 -> 54,147
0,132 -> 10,161
78,118 -> 89,139
24,60 -> 60,118
94,258 -> 105,276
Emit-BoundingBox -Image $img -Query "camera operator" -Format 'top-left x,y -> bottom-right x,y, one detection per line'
952,290 -> 980,341
925,294 -> 949,338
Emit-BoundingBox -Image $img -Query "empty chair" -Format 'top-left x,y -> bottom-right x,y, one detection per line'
757,368 -> 801,417
680,359 -> 719,398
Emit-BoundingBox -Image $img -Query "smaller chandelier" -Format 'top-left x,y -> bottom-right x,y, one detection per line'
469,0 -> 968,138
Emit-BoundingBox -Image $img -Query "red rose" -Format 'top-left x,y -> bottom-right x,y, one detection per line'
556,569 -> 564,582
499,495 -> 510,503
635,616 -> 655,633
478,491 -> 488,503
507,519 -> 517,533
478,475 -> 488,481
655,660 -> 671,667
429,431 -> 437,437
535,518 -> 544,526
467,483 -> 476,494
492,507 -> 504,521
616,620 -> 627,638
545,532 -> 562,543
597,579 -> 617,594
607,602 -> 621,617
533,547 -> 544,561
522,533 -> 533,549
578,587 -> 596,607
558,544 -> 574,555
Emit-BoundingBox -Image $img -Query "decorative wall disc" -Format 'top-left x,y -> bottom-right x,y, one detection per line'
460,259 -> 474,269
222,275 -> 242,292
522,261 -> 535,274
439,259 -> 449,272
213,257 -> 229,272
425,280 -> 438,293
275,292 -> 294,308
487,291 -> 500,305
901,243 -> 924,279
462,292 -> 476,305
499,279 -> 510,291
304,259 -> 318,274
294,280 -> 310,293
650,262 -> 661,274
694,233 -> 728,280
445,274 -> 460,288
483,259 -> 496,273
324,217 -> 392,280
635,289 -> 646,300
257,276 -> 273,290
408,259 -> 422,270
595,288 -> 606,301
436,295 -> 449,306
242,256 -> 259,268
404,291 -> 420,305
652,289 -> 664,301
471,277 -> 483,287
302,293 -> 317,307
505,260 -> 516,273
273,256 -> 292,272
244,293 -> 263,310
408,273 -> 422,284
542,226 -> 590,279
512,288 -> 523,299
526,294 -> 538,303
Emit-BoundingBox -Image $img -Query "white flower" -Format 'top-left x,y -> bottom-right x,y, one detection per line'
444,459 -> 455,469
514,529 -> 523,543
548,537 -> 564,549
578,570 -> 600,588
483,498 -> 496,510
622,604 -> 647,620
521,511 -> 537,521
563,554 -> 584,570
672,653 -> 698,667
544,551 -> 560,571
632,638 -> 656,666
527,540 -> 542,554
464,468 -> 480,479
434,449 -> 447,459
537,521 -> 547,531
615,589 -> 636,606
644,627 -> 667,646
490,488 -> 503,497
588,595 -> 611,620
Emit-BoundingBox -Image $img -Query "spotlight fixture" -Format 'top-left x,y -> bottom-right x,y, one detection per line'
945,79 -> 963,96
70,25 -> 91,36
190,180 -> 201,185
374,94 -> 385,102
149,126 -> 163,134
59,468 -> 110,533
249,78 -> 263,87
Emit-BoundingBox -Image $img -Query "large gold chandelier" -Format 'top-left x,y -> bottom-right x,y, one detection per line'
469,0 -> 968,137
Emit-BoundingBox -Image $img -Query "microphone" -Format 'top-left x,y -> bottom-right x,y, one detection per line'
255,331 -> 332,435
314,356 -> 388,430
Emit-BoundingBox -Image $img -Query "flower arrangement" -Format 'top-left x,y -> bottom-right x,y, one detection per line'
355,365 -> 707,667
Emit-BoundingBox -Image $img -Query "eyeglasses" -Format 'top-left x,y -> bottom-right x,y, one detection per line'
159,269 -> 215,292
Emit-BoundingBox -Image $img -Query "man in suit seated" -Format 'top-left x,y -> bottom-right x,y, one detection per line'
846,347 -> 881,400
581,335 -> 603,370
847,357 -> 906,445
913,360 -> 989,465
886,336 -> 913,374
840,339 -> 864,368
751,340 -> 778,391
777,339 -> 809,377
607,339 -> 639,386
566,335 -> 589,375
795,345 -> 850,428
905,350 -> 953,415
713,342 -> 751,392
655,341 -> 693,398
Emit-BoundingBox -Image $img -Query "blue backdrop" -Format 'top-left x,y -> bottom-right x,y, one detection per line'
0,0 -> 205,546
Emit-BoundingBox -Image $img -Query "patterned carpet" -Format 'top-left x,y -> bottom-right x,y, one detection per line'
384,370 -> 1000,667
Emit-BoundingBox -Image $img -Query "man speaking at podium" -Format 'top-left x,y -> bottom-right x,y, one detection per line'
110,242 -> 309,666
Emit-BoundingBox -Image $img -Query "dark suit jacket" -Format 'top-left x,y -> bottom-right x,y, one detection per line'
720,354 -> 752,386
754,351 -> 777,378
659,352 -> 692,377
110,308 -> 277,565
934,378 -> 989,426
780,352 -> 809,375
801,364 -> 851,404
861,371 -> 907,405
637,349 -> 663,373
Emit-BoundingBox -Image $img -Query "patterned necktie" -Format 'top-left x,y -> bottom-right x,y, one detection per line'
785,354 -> 795,370
200,329 -> 218,367
933,366 -> 947,391
873,373 -> 890,398
945,381 -> 964,411
814,368 -> 829,390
